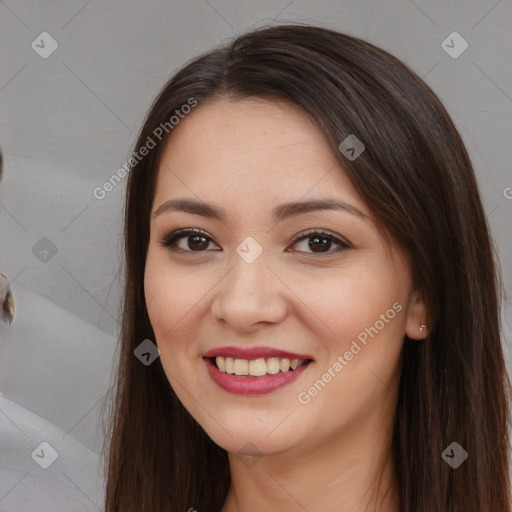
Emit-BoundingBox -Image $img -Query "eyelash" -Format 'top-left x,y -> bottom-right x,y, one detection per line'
158,228 -> 351,256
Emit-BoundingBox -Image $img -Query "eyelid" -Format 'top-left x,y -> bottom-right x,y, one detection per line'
159,227 -> 352,254
158,228 -> 219,251
289,228 -> 352,250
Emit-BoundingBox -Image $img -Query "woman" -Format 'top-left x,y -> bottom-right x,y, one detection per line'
103,24 -> 511,511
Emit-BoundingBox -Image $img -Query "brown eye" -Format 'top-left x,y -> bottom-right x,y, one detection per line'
159,228 -> 351,256
186,234 -> 209,251
289,230 -> 351,255
160,229 -> 219,253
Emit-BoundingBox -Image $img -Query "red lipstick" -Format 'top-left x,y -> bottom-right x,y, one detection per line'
203,346 -> 312,360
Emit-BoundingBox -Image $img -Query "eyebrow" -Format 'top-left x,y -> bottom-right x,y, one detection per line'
153,197 -> 369,223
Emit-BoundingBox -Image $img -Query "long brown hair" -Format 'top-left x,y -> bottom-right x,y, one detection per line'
102,23 -> 511,511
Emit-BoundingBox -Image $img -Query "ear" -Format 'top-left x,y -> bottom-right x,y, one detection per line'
405,289 -> 429,340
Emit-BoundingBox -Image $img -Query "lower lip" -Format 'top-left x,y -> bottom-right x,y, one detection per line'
204,357 -> 312,396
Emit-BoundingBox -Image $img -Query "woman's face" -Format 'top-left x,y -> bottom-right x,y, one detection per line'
144,97 -> 426,457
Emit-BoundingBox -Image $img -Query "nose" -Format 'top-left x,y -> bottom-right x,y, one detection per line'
210,252 -> 288,333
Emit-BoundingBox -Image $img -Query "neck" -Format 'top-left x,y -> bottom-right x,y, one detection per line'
220,409 -> 399,512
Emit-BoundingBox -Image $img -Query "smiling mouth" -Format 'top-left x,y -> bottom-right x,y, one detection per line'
209,356 -> 313,377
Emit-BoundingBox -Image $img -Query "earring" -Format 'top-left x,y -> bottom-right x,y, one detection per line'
419,324 -> 427,333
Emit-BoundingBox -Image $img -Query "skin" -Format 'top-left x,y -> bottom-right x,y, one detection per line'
144,96 -> 428,512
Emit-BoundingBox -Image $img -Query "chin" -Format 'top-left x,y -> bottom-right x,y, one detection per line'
194,407 -> 305,456
212,429 -> 296,457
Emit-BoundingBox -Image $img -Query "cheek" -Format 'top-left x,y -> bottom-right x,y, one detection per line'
292,268 -> 406,420
143,254 -> 203,360
287,262 -> 407,352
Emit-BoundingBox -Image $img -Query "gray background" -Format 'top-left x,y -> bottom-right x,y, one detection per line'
1,0 -> 511,510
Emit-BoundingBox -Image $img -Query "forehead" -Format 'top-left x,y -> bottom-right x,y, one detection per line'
154,97 -> 362,209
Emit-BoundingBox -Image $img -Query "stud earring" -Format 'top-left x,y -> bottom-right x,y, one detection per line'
419,324 -> 427,333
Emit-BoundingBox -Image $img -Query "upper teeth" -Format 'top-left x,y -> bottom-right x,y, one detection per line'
215,357 -> 306,376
